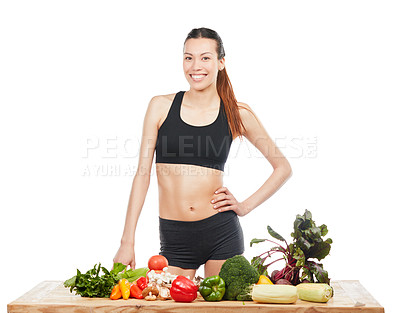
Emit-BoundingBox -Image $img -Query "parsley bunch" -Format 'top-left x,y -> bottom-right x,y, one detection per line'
64,263 -> 148,298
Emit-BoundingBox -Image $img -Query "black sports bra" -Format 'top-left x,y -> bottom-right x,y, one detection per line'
155,91 -> 233,171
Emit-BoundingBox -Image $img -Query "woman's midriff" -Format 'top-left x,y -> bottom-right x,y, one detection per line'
156,163 -> 224,221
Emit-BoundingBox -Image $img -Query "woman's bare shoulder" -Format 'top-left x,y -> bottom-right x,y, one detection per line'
236,101 -> 263,136
237,101 -> 251,110
150,92 -> 176,104
148,92 -> 178,129
237,101 -> 258,120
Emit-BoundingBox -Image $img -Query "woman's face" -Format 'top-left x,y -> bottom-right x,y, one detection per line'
183,38 -> 225,91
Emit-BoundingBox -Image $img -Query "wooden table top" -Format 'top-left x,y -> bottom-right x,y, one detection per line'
7,280 -> 384,313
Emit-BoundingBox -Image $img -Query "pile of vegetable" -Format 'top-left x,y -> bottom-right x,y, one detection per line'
64,255 -> 200,302
250,209 -> 332,285
63,209 -> 334,305
200,252 -> 333,304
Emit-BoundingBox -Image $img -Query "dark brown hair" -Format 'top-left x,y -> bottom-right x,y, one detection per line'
184,27 -> 249,140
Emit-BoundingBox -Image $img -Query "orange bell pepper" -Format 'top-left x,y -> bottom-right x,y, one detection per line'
110,284 -> 122,300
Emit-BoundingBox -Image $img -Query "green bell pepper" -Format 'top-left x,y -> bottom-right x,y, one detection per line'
199,275 -> 226,301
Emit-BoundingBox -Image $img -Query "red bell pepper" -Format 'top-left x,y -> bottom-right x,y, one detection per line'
170,275 -> 198,302
136,276 -> 148,290
130,284 -> 144,299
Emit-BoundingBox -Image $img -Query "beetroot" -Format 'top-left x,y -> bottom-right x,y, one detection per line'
270,270 -> 279,283
275,279 -> 292,285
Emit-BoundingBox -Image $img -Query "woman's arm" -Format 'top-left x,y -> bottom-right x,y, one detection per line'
212,102 -> 292,216
239,101 -> 292,214
113,96 -> 162,268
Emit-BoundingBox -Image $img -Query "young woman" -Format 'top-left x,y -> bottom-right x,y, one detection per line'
113,27 -> 292,279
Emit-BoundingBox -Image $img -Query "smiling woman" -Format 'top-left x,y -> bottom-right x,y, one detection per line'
113,27 -> 292,280
184,51 -> 216,83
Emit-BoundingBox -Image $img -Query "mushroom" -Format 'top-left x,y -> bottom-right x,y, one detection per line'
157,286 -> 172,300
142,283 -> 159,301
145,294 -> 157,301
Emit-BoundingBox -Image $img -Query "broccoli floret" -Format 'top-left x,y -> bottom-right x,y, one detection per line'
218,255 -> 260,300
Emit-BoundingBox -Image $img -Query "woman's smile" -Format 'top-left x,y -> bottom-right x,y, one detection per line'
190,74 -> 208,82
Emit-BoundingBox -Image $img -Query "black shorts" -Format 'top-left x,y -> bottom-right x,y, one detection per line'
159,210 -> 244,270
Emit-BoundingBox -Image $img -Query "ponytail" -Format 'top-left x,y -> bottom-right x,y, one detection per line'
217,68 -> 247,140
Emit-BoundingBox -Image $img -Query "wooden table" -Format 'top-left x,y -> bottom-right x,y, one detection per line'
7,280 -> 384,312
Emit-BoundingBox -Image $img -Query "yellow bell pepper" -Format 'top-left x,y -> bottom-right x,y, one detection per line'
257,275 -> 273,285
119,278 -> 131,300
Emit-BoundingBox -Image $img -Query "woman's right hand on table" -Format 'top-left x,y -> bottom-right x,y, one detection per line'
113,242 -> 136,269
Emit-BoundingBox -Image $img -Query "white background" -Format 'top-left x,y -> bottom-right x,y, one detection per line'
1,0 -> 399,312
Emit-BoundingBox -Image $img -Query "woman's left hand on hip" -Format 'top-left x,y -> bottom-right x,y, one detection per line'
211,186 -> 249,217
